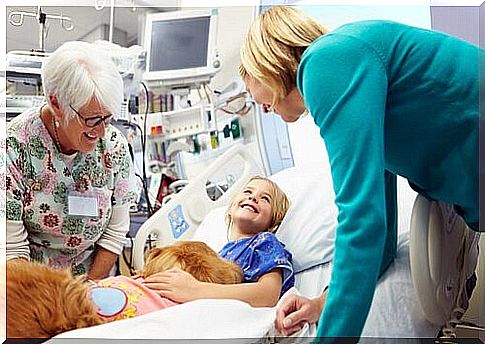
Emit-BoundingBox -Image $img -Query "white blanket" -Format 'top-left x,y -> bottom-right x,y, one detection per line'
52,298 -> 279,341
50,287 -> 314,342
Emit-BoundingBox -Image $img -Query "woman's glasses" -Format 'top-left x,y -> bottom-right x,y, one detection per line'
70,105 -> 113,128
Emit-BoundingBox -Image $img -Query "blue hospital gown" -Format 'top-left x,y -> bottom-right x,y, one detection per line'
219,232 -> 295,295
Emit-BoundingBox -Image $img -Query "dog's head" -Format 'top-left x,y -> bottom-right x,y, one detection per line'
6,260 -> 105,339
142,241 -> 243,284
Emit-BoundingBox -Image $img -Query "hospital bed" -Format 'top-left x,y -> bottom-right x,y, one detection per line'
53,144 -> 481,342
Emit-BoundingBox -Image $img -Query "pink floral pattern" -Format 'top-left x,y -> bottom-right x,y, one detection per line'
40,212 -> 63,232
115,179 -> 129,200
66,236 -> 82,248
16,125 -> 31,144
38,168 -> 57,194
48,254 -> 72,270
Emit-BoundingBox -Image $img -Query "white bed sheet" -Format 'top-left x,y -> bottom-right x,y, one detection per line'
362,232 -> 439,338
52,298 -> 278,342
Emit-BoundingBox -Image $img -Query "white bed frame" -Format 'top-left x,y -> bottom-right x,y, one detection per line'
409,195 -> 482,337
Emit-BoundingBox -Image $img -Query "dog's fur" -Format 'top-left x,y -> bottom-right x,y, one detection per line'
142,241 -> 243,283
7,241 -> 243,339
6,259 -> 104,339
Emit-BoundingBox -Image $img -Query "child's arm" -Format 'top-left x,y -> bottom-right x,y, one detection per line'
143,267 -> 283,307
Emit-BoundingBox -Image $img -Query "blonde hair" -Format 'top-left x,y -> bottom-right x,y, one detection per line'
226,176 -> 290,234
239,6 -> 327,109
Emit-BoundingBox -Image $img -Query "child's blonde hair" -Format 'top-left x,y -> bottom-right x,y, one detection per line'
239,6 -> 327,109
226,176 -> 289,234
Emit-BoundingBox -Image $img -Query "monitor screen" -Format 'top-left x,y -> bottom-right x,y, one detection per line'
144,10 -> 219,88
149,16 -> 210,72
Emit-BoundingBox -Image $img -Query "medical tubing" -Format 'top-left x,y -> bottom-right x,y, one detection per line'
125,142 -> 150,272
202,82 -> 212,105
140,81 -> 153,216
121,236 -> 136,275
127,140 -> 135,163
120,118 -> 151,219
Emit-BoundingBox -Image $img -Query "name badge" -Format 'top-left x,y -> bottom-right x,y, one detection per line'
68,190 -> 99,218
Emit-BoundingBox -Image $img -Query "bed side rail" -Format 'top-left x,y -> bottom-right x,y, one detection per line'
132,144 -> 263,269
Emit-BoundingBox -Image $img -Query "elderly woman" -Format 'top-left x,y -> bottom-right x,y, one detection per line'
239,6 -> 480,342
6,41 -> 137,280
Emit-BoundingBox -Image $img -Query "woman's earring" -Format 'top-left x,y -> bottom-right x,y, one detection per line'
55,120 -> 60,128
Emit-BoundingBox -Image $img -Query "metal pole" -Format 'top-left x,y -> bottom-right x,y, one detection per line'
109,0 -> 115,43
37,6 -> 47,52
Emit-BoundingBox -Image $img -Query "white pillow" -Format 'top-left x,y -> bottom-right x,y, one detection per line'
192,206 -> 228,253
193,165 -> 338,273
270,166 -> 338,272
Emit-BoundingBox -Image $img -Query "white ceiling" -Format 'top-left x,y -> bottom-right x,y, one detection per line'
6,2 -> 178,52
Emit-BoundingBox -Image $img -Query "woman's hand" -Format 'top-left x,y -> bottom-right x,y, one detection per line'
274,293 -> 325,336
142,267 -> 203,303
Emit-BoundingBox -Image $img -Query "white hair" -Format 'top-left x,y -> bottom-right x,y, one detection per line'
42,41 -> 123,122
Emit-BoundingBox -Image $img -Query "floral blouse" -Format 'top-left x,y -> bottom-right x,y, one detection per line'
6,107 -> 137,275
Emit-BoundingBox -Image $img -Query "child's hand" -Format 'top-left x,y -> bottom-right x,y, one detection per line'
142,267 -> 202,303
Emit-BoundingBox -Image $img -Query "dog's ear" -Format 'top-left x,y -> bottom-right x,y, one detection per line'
185,256 -> 243,284
142,246 -> 181,278
142,241 -> 243,284
145,247 -> 165,263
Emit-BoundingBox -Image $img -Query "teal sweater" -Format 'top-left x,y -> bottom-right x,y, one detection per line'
296,20 -> 480,340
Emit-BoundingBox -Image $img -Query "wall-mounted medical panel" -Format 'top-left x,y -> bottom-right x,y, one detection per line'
131,105 -> 213,141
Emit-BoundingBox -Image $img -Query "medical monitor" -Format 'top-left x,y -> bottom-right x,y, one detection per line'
144,9 -> 221,89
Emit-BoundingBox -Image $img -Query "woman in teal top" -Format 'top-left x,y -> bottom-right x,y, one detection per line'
239,6 -> 480,342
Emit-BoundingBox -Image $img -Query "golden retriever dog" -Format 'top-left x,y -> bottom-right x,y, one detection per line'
7,241 -> 243,339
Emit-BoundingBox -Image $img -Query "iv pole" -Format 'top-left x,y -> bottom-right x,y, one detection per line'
94,0 -> 116,43
109,1 -> 115,43
38,7 -> 47,52
8,6 -> 74,52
